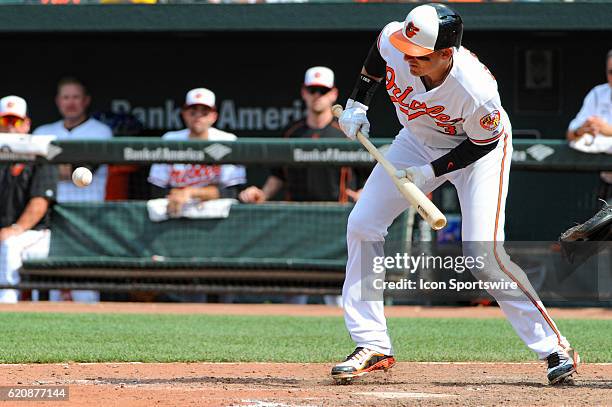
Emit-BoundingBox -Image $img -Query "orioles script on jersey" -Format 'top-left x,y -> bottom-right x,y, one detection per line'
386,66 -> 462,135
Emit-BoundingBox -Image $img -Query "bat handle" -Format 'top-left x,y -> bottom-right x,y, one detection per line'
331,104 -> 447,231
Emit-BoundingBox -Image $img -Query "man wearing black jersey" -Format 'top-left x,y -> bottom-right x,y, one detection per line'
0,95 -> 58,303
240,66 -> 363,204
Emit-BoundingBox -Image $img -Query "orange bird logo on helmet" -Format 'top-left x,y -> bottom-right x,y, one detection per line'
405,22 -> 420,38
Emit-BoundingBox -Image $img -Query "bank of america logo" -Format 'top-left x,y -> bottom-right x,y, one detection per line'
205,143 -> 232,161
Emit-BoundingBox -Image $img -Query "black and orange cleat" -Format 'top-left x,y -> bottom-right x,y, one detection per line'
331,347 -> 396,385
547,348 -> 580,385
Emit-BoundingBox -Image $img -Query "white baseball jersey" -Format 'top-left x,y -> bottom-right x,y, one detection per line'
378,22 -> 510,149
148,128 -> 246,189
34,118 -> 113,202
568,83 -> 612,132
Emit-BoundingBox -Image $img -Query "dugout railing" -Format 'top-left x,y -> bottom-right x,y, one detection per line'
2,137 -> 610,299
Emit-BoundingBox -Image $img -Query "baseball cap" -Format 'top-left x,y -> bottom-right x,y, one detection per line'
389,3 -> 463,57
304,66 -> 334,89
0,95 -> 27,119
185,88 -> 215,109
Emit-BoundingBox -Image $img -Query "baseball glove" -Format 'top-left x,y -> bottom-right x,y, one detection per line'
559,202 -> 612,265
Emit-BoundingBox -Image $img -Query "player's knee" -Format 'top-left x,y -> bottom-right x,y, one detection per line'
347,209 -> 384,241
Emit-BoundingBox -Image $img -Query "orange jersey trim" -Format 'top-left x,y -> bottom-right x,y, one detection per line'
470,127 -> 504,145
492,133 -> 563,348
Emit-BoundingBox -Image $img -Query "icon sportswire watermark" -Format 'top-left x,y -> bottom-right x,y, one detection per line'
359,240 -> 611,303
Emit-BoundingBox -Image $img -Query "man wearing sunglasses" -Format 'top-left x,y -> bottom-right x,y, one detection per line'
0,96 -> 58,303
148,88 -> 246,217
333,3 -> 579,385
240,66 -> 363,206
567,49 -> 612,201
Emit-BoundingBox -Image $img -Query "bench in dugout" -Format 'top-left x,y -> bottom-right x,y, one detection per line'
19,202 -> 409,296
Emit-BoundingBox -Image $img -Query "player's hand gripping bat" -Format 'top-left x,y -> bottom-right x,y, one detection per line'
332,104 -> 447,230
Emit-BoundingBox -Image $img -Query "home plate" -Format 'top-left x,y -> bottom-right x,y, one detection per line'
357,391 -> 455,399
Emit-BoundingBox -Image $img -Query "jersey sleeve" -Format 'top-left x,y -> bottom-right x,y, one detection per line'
462,99 -> 506,145
568,87 -> 597,132
220,164 -> 246,188
30,164 -> 58,201
148,164 -> 170,188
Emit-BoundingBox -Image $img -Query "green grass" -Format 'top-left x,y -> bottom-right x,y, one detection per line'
0,313 -> 609,364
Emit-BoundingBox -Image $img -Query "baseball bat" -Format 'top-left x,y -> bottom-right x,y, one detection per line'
332,104 -> 447,230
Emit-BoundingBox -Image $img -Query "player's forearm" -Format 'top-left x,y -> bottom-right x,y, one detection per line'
430,139 -> 498,177
262,176 -> 284,200
349,41 -> 387,107
188,185 -> 221,201
600,123 -> 612,137
14,197 -> 50,231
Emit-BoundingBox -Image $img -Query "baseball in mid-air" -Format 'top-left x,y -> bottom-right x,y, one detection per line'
72,166 -> 92,187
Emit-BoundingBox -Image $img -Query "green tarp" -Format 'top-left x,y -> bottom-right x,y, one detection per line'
39,202 -> 408,270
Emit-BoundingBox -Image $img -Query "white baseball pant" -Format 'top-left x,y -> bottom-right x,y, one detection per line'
0,229 -> 51,303
343,128 -> 569,359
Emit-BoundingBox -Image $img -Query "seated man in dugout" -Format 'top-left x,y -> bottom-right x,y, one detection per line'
566,49 -> 612,201
148,88 -> 246,215
0,96 -> 59,303
148,88 -> 244,304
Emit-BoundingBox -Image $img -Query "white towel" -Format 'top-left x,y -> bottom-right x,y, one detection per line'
569,133 -> 612,155
569,134 -> 612,184
147,198 -> 237,222
0,133 -> 59,159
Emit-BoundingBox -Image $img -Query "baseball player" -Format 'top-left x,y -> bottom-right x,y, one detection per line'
239,66 -> 362,204
566,49 -> 612,201
148,88 -> 246,215
34,77 -> 113,303
34,77 -> 113,204
0,96 -> 58,303
332,3 -> 579,385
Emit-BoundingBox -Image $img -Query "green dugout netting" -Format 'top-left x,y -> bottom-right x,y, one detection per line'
25,202 -> 408,271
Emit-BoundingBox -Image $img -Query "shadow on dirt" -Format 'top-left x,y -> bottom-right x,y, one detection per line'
88,376 -> 302,387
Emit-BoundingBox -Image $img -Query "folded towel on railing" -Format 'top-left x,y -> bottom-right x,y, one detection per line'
146,198 -> 238,222
569,133 -> 612,154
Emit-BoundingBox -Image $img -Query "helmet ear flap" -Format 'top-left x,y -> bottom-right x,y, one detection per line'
446,20 -> 463,49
